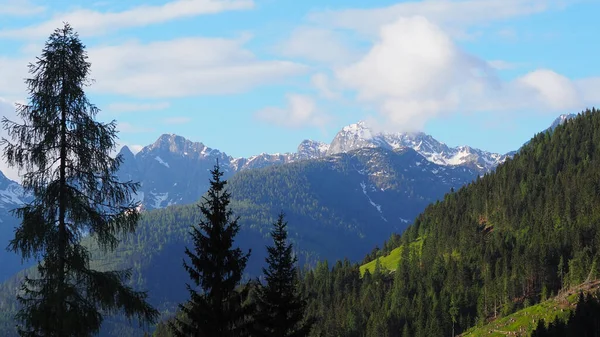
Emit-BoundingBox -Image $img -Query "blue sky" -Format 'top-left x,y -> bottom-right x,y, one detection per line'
0,0 -> 599,179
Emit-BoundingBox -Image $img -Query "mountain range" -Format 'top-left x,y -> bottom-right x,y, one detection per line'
0,113 -> 578,336
0,114 -> 574,282
115,118 -> 524,211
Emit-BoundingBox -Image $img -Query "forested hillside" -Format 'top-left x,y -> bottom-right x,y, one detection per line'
300,108 -> 600,336
0,144 -> 477,336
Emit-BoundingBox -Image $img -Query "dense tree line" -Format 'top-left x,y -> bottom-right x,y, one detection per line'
299,108 -> 600,336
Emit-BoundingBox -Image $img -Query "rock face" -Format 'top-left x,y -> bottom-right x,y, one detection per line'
117,134 -> 233,209
296,140 -> 329,160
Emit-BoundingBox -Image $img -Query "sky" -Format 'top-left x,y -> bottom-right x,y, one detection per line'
0,0 -> 599,180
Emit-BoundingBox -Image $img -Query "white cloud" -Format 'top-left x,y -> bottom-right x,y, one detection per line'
311,0 -> 574,38
117,122 -> 154,133
337,16 -> 497,130
276,27 -> 357,65
255,94 -> 330,128
311,73 -> 338,99
107,101 -> 171,113
87,36 -> 307,98
575,77 -> 600,104
0,0 -> 254,39
334,15 -> 600,132
0,56 -> 29,98
517,69 -> 581,110
164,116 -> 192,124
497,27 -> 518,40
488,60 -> 519,70
0,0 -> 45,16
0,35 -> 307,99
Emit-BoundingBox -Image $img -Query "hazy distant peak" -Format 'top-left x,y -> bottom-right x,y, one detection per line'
549,113 -> 577,131
143,134 -> 210,157
118,145 -> 134,158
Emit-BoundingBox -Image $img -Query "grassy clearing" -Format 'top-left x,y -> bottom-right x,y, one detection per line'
460,297 -> 574,337
461,281 -> 600,337
359,237 -> 424,276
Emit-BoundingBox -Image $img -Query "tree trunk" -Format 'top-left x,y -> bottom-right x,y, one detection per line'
57,33 -> 68,334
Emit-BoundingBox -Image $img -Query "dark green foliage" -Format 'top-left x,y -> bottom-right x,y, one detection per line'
1,23 -> 157,337
254,213 -> 313,337
531,292 -> 600,337
302,108 -> 600,336
169,163 -> 252,337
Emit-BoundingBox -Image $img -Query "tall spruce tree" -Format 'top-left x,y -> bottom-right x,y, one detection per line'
1,24 -> 158,336
169,163 -> 252,337
255,213 -> 312,337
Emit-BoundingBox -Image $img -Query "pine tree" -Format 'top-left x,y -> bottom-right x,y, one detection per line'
169,163 -> 252,337
255,213 -> 312,337
1,23 -> 158,336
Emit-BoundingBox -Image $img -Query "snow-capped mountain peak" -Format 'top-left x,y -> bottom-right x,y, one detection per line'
327,121 -> 381,156
327,121 -> 506,172
110,112 -> 570,210
297,140 -> 329,160
147,134 -> 208,156
0,171 -> 28,211
549,113 -> 577,131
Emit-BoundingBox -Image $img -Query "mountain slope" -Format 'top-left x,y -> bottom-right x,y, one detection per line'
300,108 -> 600,336
461,281 -> 600,337
227,147 -> 479,261
117,134 -> 235,209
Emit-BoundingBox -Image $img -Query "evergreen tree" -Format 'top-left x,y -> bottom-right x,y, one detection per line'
255,213 -> 312,337
169,163 -> 252,337
1,23 -> 158,336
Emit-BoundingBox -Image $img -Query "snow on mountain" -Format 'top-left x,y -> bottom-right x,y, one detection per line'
117,134 -> 234,210
328,121 -> 508,172
517,113 -> 578,152
296,140 -> 329,160
154,156 -> 170,168
112,113 -> 571,211
233,152 -> 295,171
549,113 -> 577,131
231,139 -> 329,171
327,121 -> 381,155
0,171 -> 28,211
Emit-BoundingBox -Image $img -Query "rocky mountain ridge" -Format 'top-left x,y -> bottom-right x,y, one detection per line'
113,114 -> 575,210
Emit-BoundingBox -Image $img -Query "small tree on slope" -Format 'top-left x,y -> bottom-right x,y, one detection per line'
169,163 -> 252,337
255,213 -> 313,337
2,23 -> 158,337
